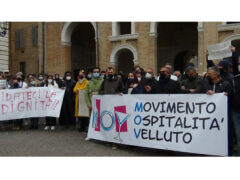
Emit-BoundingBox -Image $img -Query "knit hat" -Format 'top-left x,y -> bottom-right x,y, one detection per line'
218,59 -> 229,69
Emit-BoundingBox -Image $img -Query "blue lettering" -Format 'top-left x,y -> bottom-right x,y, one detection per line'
134,115 -> 142,125
100,110 -> 115,131
135,102 -> 143,112
134,128 -> 141,139
91,111 -> 98,128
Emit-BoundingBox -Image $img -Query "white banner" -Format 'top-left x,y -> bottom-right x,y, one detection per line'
88,94 -> 228,156
0,87 -> 65,121
208,41 -> 232,60
78,89 -> 89,117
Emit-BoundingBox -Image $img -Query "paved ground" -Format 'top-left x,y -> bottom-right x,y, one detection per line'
0,119 -> 201,156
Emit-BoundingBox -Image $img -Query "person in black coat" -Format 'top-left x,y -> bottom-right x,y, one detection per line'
54,73 -> 63,88
143,68 -> 158,94
145,67 -> 181,94
59,71 -> 76,130
204,66 -> 234,156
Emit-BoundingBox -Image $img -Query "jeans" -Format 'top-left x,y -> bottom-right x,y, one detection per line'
233,111 -> 240,156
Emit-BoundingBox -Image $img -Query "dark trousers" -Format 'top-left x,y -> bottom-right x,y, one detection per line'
30,118 -> 39,128
78,117 -> 89,131
46,117 -> 56,126
14,119 -> 23,127
228,110 -> 234,156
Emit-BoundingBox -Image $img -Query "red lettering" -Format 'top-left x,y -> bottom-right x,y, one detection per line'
17,101 -> 24,112
1,104 -> 9,114
14,92 -> 20,101
52,100 -> 59,110
26,91 -> 32,100
6,93 -> 12,101
26,101 -> 32,111
39,101 -> 45,110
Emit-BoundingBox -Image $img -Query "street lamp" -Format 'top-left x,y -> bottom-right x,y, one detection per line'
0,22 -> 9,37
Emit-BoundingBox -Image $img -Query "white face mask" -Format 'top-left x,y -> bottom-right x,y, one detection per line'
66,76 -> 71,80
238,65 -> 240,72
145,73 -> 152,79
137,77 -> 141,82
48,79 -> 53,83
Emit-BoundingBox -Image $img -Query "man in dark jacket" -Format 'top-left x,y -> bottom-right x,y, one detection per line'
145,67 -> 181,94
181,66 -> 205,93
204,67 -> 233,95
99,67 -> 124,95
143,68 -> 158,94
59,71 -> 76,130
204,66 -> 233,156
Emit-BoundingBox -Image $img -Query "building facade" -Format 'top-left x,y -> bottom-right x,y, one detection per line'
0,22 -> 9,72
9,22 -> 240,77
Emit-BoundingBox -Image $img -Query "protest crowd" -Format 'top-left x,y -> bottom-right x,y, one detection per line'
0,45 -> 240,156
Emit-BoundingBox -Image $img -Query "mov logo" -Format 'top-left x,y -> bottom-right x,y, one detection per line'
91,99 -> 130,142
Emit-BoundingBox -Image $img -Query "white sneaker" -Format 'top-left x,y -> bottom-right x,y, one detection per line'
85,137 -> 90,141
50,126 -> 55,130
44,126 -> 49,130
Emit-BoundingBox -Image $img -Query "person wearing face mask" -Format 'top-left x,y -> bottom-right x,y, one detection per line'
44,75 -> 59,131
86,69 -> 93,80
84,67 -> 103,138
16,72 -> 28,89
27,76 -> 40,129
59,71 -> 76,130
217,59 -> 234,84
38,74 -> 45,87
54,73 -> 63,88
100,71 -> 105,79
124,72 -> 136,94
143,68 -> 158,94
99,67 -> 124,95
73,70 -> 89,132
204,66 -> 233,156
145,67 -> 181,94
180,66 -> 204,93
9,76 -> 24,130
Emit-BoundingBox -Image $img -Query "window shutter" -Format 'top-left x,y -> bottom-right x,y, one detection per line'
32,26 -> 38,46
15,31 -> 18,48
20,29 -> 24,48
35,26 -> 38,46
32,27 -> 35,46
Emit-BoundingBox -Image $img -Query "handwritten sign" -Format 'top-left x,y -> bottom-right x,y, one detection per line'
87,94 -> 228,156
208,41 -> 232,60
0,87 -> 65,121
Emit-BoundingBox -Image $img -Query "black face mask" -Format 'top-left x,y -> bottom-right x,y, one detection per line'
206,76 -> 213,83
188,75 -> 196,81
17,78 -> 21,81
219,69 -> 225,75
13,83 -> 19,88
159,73 -> 166,80
79,75 -> 84,79
108,74 -> 114,80
128,78 -> 134,83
